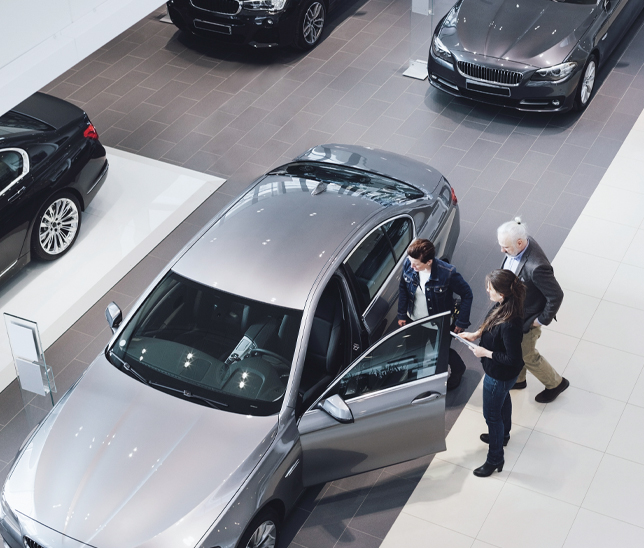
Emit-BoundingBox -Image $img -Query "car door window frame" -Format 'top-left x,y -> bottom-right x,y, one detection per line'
303,310 -> 450,415
343,214 -> 416,317
0,148 -> 30,198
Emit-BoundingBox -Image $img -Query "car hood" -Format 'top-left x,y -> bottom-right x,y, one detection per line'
4,355 -> 277,548
445,0 -> 597,67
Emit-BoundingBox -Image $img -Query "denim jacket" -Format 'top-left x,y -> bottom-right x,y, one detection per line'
397,258 -> 473,329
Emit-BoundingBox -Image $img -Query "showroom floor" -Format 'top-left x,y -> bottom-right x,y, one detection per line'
2,1 -> 644,547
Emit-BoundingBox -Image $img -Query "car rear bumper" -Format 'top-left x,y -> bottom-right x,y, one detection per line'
427,53 -> 581,113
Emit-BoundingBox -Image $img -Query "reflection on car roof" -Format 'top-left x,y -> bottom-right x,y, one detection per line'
173,166 -> 421,310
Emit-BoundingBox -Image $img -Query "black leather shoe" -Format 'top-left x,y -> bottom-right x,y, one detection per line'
511,380 -> 527,390
535,377 -> 570,403
480,433 -> 510,446
473,461 -> 504,477
447,374 -> 463,391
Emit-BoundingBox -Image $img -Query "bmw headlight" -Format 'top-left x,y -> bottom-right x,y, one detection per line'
1,490 -> 18,527
531,61 -> 577,82
431,35 -> 453,64
241,0 -> 287,11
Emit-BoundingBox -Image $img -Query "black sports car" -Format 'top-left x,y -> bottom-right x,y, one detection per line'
0,93 -> 108,285
166,0 -> 331,49
427,0 -> 644,112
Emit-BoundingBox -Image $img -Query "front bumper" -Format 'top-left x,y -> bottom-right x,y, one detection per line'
427,50 -> 581,113
168,0 -> 298,47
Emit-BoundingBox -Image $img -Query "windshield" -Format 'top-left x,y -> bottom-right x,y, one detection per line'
108,271 -> 302,416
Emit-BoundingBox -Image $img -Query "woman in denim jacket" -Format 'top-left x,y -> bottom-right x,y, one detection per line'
397,239 -> 473,390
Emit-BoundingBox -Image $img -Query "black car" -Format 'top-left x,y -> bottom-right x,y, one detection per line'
0,93 -> 108,285
427,0 -> 644,112
167,0 -> 331,49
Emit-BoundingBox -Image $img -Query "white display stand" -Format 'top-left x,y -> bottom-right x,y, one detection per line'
4,313 -> 56,406
405,0 -> 433,81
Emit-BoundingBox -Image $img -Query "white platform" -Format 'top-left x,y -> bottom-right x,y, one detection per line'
0,147 -> 224,393
381,110 -> 644,546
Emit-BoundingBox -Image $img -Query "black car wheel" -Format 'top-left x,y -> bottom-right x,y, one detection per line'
238,508 -> 280,548
32,192 -> 81,261
574,55 -> 597,111
296,0 -> 326,50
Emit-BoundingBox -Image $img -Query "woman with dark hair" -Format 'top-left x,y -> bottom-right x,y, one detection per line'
460,269 -> 526,477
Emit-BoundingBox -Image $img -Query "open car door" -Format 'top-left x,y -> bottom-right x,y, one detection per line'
298,311 -> 451,486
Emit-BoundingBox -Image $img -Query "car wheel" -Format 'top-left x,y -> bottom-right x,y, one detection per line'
238,508 -> 280,548
295,0 -> 326,50
32,192 -> 81,261
574,55 -> 597,111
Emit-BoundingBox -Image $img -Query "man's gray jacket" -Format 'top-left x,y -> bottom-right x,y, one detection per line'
501,237 -> 564,333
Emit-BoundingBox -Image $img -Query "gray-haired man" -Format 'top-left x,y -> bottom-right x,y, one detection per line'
497,218 -> 569,403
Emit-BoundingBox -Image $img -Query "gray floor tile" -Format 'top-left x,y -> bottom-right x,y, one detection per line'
515,199 -> 552,236
156,113 -> 209,143
548,143 -> 589,175
110,85 -> 156,114
65,61 -> 111,86
583,93 -> 620,123
475,158 -> 518,192
458,138 -> 502,170
583,136 -> 623,168
112,255 -> 168,299
615,86 -> 644,116
183,150 -> 221,173
598,70 -> 635,99
408,126 -> 452,159
444,120 -> 486,151
0,405 -> 48,462
565,163 -> 605,197
601,111 -> 638,141
119,120 -> 168,150
565,117 -> 604,148
458,186 -> 497,224
511,150 -> 554,185
489,179 -> 533,214
527,170 -> 570,205
114,101 -> 162,132
546,192 -> 589,229
530,125 -> 572,155
533,223 -> 570,260
202,126 -> 247,156
163,132 -> 211,162
181,74 -> 228,102
146,80 -> 192,108
428,145 -> 466,175
69,76 -> 115,103
495,131 -> 537,163
360,116 -> 404,147
432,103 -> 475,132
137,138 -> 176,160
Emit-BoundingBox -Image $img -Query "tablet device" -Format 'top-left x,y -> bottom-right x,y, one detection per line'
450,331 -> 478,350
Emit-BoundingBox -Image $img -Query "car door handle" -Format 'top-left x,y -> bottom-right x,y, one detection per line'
412,391 -> 441,404
8,186 -> 26,203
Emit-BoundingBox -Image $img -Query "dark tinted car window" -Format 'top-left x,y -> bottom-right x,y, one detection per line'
0,151 -> 24,191
345,217 -> 413,306
109,271 -> 302,416
0,111 -> 53,137
552,0 -> 597,4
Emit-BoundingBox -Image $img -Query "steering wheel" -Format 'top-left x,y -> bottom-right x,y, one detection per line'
249,348 -> 291,370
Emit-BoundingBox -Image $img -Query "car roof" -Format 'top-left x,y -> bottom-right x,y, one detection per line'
172,166 -> 423,310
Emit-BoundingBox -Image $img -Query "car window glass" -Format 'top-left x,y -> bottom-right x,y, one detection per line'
0,111 -> 52,137
109,271 -> 303,416
384,217 -> 413,261
328,314 -> 448,401
0,151 -> 24,192
344,218 -> 412,306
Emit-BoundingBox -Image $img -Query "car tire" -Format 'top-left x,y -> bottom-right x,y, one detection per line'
295,0 -> 326,50
574,54 -> 597,111
237,508 -> 280,548
31,192 -> 82,261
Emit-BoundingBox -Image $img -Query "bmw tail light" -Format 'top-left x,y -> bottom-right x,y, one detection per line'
451,187 -> 458,205
84,124 -> 99,140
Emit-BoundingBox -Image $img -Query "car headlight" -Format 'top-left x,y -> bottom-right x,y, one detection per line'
431,35 -> 453,64
241,0 -> 287,11
530,61 -> 577,82
1,491 -> 18,527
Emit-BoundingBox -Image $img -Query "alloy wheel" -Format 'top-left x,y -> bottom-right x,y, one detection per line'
245,520 -> 277,548
302,1 -> 325,46
38,197 -> 79,255
580,59 -> 596,106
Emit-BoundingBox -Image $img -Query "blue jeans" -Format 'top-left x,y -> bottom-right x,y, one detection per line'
482,374 -> 518,466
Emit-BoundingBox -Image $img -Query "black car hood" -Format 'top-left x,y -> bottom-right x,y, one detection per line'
445,0 -> 597,67
11,92 -> 86,130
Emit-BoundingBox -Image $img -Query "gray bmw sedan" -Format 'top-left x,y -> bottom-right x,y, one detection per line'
428,0 -> 644,112
1,144 -> 460,548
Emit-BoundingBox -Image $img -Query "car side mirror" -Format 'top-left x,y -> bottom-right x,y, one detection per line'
105,302 -> 122,333
317,394 -> 354,424
603,0 -> 611,11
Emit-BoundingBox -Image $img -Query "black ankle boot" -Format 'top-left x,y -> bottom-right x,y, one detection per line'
473,461 -> 504,477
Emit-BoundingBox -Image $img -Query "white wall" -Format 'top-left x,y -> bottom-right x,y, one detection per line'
0,0 -> 166,116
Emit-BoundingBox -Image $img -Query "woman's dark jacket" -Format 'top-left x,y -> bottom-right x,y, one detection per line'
397,258 -> 473,329
479,313 -> 524,381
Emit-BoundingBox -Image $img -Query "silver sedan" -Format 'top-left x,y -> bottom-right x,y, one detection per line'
1,144 -> 460,548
